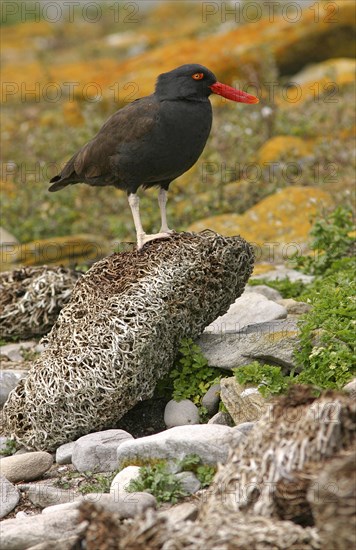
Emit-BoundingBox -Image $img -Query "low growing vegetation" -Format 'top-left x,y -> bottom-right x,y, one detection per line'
237,207 -> 355,395
127,454 -> 216,504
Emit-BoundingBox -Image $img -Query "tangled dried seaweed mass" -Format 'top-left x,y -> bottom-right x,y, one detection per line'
0,266 -> 81,338
203,386 -> 355,521
2,232 -> 254,451
77,387 -> 354,550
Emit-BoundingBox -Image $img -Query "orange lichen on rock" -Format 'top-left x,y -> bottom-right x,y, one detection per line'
188,187 -> 334,255
1,0 -> 354,103
278,58 -> 356,108
257,136 -> 314,165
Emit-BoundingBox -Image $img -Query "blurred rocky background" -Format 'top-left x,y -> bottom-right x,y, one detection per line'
1,0 -> 355,270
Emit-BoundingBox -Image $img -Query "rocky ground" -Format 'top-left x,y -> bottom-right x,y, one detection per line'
1,258 -> 355,548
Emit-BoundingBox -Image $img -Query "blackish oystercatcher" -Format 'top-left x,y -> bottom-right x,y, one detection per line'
49,64 -> 259,249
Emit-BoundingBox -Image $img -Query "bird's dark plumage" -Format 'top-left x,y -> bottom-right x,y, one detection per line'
49,64 -> 258,248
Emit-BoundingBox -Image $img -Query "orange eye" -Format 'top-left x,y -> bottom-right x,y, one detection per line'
192,73 -> 204,80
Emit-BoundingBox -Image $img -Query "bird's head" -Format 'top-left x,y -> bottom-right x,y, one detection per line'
155,64 -> 259,104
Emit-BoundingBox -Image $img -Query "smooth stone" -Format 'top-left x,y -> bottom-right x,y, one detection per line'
164,399 -> 200,428
83,491 -> 156,518
27,484 -> 78,508
42,500 -> 81,515
0,371 -> 27,407
176,471 -> 201,494
0,509 -> 86,550
26,536 -> 80,550
0,475 -> 20,519
15,511 -> 28,519
244,284 -> 282,302
110,465 -> 141,498
277,298 -> 312,315
158,502 -> 198,524
343,378 -> 356,397
0,342 -> 37,362
117,424 -> 243,468
204,292 -> 287,334
235,421 -> 256,435
199,319 -> 300,372
0,452 -> 53,483
0,227 -> 19,247
253,266 -> 314,284
42,492 -> 156,518
71,429 -> 133,473
208,411 -> 235,426
220,378 -> 268,424
55,442 -> 74,465
201,383 -> 221,416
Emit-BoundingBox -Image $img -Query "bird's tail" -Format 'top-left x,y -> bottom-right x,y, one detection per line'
48,175 -> 71,192
48,152 -> 80,192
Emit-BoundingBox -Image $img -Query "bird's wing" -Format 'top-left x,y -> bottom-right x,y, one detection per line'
74,97 -> 159,179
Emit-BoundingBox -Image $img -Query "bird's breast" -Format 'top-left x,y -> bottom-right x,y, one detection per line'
116,99 -> 213,186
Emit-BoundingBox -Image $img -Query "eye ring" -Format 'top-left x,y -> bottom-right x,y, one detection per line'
192,73 -> 204,80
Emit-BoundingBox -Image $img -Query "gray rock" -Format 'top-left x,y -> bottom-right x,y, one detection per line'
244,284 -> 282,301
164,399 -> 200,428
87,491 -> 157,517
55,442 -> 74,465
253,265 -> 314,284
201,383 -> 221,416
42,491 -> 157,519
110,465 -> 141,498
158,502 -> 198,524
0,452 -> 53,483
27,484 -> 78,508
117,424 -> 242,468
208,411 -> 234,426
42,501 -> 81,515
0,227 -> 19,248
0,509 -> 86,550
204,292 -> 287,334
277,298 -> 311,315
220,378 -> 268,425
235,421 -> 256,435
176,471 -> 201,494
15,511 -> 28,519
0,475 -> 20,519
0,342 -> 37,362
26,536 -> 79,550
0,371 -> 27,407
199,319 -> 300,372
343,378 -> 356,398
72,429 -> 133,473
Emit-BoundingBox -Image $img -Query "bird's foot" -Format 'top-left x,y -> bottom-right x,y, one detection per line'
137,232 -> 173,250
158,227 -> 175,235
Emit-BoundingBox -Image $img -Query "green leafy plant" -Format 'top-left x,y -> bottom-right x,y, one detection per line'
127,461 -> 187,504
248,277 -> 308,299
234,362 -> 291,398
169,338 -> 222,406
292,206 -> 354,275
0,439 -> 17,456
179,454 -> 216,487
78,471 -> 114,495
127,454 -> 216,504
295,262 -> 356,389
